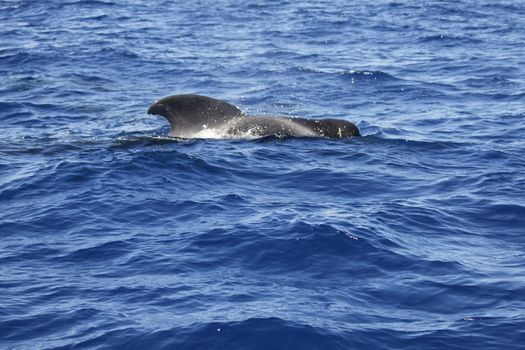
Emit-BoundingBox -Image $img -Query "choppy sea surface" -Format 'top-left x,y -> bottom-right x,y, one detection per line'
1,1 -> 525,349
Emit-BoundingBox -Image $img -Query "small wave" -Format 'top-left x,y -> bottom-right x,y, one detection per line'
97,47 -> 141,60
57,240 -> 134,263
417,34 -> 484,49
0,135 -> 104,157
114,131 -> 282,145
292,67 -> 401,83
0,50 -> 55,66
0,101 -> 25,116
459,76 -> 518,89
1,308 -> 101,343
459,91 -> 525,102
113,134 -> 185,148
458,202 -> 525,235
61,72 -> 114,85
360,134 -> 470,151
63,0 -> 116,7
341,70 -> 400,82
36,317 -> 347,350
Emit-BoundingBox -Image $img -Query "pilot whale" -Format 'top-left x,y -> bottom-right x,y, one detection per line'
147,94 -> 360,139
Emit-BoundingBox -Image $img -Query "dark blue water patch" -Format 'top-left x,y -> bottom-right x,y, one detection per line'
457,203 -> 525,234
481,2 -> 525,14
0,243 -> 62,265
0,101 -> 26,116
0,50 -> 55,68
417,34 -> 484,46
459,76 -> 519,89
2,308 -> 102,342
43,317 -> 350,350
57,239 -> 135,264
241,222 -> 415,277
22,315 -> 524,350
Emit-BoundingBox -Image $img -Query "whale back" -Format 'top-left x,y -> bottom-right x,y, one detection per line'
148,94 -> 243,136
148,94 -> 360,139
293,118 -> 361,138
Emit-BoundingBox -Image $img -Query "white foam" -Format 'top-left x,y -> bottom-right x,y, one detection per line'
184,127 -> 258,140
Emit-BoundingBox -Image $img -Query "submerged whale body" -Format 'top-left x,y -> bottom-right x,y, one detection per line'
147,94 -> 360,139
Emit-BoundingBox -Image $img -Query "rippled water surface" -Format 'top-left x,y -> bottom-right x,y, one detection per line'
1,1 -> 525,349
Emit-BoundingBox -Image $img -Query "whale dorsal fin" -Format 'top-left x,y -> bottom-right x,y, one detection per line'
148,94 -> 243,134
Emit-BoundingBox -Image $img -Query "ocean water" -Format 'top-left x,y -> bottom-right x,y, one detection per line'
1,0 -> 525,349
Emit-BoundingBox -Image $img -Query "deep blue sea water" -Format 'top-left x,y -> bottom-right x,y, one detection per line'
1,0 -> 525,349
